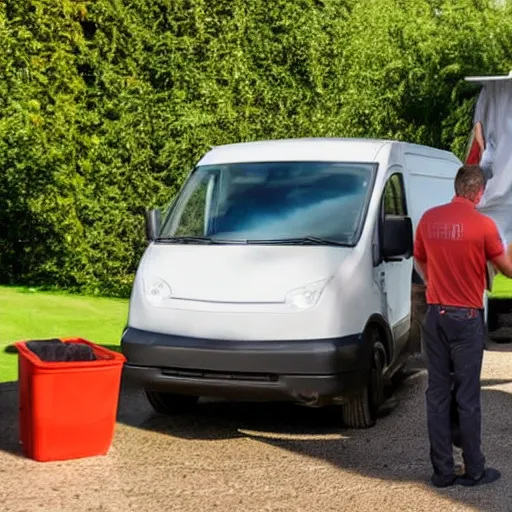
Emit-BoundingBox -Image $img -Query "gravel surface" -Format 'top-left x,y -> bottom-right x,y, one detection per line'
2,307 -> 512,512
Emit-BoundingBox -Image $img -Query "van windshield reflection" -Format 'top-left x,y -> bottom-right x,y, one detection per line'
159,161 -> 375,246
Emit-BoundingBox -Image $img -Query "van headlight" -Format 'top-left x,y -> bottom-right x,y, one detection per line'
145,278 -> 172,303
285,279 -> 328,311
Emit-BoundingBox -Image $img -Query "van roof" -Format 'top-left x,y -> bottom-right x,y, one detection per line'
197,137 -> 459,166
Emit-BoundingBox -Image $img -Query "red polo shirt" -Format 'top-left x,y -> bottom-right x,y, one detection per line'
414,196 -> 504,309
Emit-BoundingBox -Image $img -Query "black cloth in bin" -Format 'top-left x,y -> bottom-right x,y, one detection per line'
26,339 -> 97,362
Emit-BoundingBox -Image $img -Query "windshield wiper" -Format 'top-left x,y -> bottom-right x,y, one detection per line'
154,236 -> 248,245
155,236 -> 346,246
155,236 -> 215,244
246,236 -> 347,246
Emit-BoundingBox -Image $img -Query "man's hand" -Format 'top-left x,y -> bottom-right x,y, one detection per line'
491,252 -> 512,279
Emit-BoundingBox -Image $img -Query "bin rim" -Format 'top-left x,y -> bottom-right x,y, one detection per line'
14,337 -> 126,369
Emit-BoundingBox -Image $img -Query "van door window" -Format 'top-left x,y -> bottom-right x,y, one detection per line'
383,173 -> 407,216
174,175 -> 217,237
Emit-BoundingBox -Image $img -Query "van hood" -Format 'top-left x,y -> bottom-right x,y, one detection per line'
139,244 -> 352,303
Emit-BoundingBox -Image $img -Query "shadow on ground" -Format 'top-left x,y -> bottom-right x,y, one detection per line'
114,368 -> 512,511
3,356 -> 512,510
0,382 -> 22,457
0,366 -> 424,456
2,312 -> 512,510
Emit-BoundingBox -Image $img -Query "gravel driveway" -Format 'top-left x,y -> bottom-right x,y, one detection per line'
2,309 -> 512,512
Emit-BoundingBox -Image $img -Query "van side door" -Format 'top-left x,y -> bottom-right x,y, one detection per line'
376,169 -> 413,355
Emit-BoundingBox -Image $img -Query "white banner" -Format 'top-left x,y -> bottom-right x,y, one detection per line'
473,80 -> 512,243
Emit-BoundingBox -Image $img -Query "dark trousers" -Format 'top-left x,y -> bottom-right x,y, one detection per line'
422,305 -> 486,478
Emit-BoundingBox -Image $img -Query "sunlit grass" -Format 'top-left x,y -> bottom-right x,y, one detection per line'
0,286 -> 128,383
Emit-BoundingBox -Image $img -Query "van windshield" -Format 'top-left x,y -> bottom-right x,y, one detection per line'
159,161 -> 375,246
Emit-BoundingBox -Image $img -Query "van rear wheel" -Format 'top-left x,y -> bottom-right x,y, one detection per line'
341,332 -> 385,428
145,389 -> 199,415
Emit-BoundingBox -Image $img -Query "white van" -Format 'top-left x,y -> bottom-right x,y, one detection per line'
121,138 -> 462,428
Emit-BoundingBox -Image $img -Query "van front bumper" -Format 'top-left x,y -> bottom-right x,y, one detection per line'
121,327 -> 370,402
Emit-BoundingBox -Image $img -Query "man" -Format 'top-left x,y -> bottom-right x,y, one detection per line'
414,164 -> 512,488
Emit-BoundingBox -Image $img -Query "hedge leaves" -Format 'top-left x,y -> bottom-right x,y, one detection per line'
0,0 -> 510,296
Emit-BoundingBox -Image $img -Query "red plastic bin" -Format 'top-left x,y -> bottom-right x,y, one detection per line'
15,338 -> 126,462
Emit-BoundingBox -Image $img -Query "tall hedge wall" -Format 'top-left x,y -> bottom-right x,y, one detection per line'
0,0 -> 511,297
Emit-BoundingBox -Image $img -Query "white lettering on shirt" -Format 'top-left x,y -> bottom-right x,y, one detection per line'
427,222 -> 464,240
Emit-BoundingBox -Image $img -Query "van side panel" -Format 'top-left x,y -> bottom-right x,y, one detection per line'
403,152 -> 461,234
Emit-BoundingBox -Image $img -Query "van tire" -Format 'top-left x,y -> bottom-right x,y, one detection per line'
341,332 -> 385,428
145,389 -> 199,415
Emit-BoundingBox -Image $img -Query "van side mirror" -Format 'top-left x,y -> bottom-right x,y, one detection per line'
145,209 -> 161,242
382,215 -> 413,261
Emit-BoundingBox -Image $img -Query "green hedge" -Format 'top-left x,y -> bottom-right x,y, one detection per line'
0,0 -> 511,297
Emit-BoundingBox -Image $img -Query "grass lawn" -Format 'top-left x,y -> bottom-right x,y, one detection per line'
489,274 -> 512,299
0,286 -> 128,383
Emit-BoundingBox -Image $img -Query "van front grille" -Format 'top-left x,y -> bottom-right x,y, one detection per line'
160,367 -> 278,382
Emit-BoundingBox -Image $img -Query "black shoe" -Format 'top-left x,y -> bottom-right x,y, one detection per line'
431,474 -> 457,488
456,468 -> 501,487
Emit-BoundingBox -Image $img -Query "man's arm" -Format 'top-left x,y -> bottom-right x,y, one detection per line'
473,87 -> 487,153
415,259 -> 427,284
474,121 -> 486,153
491,253 -> 512,279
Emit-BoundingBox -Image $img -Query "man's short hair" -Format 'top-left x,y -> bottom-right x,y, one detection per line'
454,164 -> 486,200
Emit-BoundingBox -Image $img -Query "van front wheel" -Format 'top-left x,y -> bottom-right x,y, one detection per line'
145,389 -> 199,415
341,334 -> 385,428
